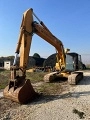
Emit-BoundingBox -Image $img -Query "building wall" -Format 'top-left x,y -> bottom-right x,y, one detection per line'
4,61 -> 11,70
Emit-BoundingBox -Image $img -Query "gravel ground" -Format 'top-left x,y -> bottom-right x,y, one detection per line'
0,91 -> 3,98
0,71 -> 90,120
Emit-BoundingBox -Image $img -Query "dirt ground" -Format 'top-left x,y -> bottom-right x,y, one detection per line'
0,98 -> 21,115
0,70 -> 90,120
0,80 -> 69,117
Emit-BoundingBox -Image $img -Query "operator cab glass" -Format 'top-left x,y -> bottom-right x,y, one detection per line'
65,54 -> 75,71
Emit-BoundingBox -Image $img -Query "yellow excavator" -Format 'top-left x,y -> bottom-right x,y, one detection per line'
44,51 -> 84,83
3,8 -> 83,104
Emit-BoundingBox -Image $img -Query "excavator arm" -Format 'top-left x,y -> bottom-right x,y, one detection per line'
3,8 -> 67,104
13,9 -> 33,76
14,8 -> 66,73
33,21 -> 66,70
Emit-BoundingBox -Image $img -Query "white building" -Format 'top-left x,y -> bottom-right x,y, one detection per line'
4,61 -> 12,70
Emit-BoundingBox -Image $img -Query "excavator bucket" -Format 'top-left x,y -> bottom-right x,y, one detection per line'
3,9 -> 38,104
3,78 -> 37,104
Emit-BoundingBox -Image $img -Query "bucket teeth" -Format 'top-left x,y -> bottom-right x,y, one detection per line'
3,79 -> 37,104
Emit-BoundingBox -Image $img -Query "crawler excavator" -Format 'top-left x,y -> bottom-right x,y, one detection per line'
44,51 -> 83,83
3,8 -> 83,104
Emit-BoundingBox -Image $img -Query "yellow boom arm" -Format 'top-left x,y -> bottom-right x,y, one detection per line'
14,8 -> 66,75
3,8 -> 83,104
3,8 -> 66,104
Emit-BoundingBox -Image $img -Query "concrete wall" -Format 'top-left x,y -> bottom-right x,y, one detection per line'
4,61 -> 11,70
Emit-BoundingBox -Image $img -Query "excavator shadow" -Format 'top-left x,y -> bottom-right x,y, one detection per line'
27,90 -> 90,105
2,89 -> 90,105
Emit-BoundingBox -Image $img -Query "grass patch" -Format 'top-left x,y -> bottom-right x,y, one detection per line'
26,72 -> 48,83
0,70 -> 68,95
0,71 -> 48,90
0,70 -> 10,89
35,82 -> 66,95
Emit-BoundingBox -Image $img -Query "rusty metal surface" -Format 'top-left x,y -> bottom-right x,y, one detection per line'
3,79 -> 37,104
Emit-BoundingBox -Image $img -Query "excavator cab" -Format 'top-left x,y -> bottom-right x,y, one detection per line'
66,52 -> 84,70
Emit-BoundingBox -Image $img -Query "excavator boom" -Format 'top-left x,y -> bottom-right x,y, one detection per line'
3,8 -> 83,104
